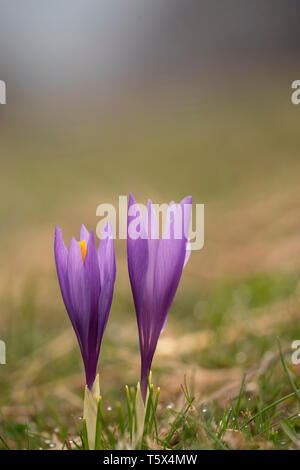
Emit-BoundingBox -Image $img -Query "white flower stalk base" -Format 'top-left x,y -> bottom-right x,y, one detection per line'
135,381 -> 146,444
83,374 -> 101,450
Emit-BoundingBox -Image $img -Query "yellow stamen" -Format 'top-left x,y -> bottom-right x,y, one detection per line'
78,240 -> 87,263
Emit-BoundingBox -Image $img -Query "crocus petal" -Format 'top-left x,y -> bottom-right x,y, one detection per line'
54,225 -> 71,313
180,195 -> 192,239
127,193 -> 149,318
154,237 -> 186,331
97,273 -> 115,340
67,238 -> 90,352
98,222 -> 116,285
67,238 -> 94,388
184,241 -> 191,268
180,195 -> 192,267
144,199 -> 159,240
154,200 -> 189,321
79,224 -> 90,243
143,200 -> 159,328
84,231 -> 101,315
83,231 -> 101,373
97,222 -> 116,339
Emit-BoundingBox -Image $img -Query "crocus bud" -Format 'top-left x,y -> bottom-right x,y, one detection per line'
127,194 -> 192,401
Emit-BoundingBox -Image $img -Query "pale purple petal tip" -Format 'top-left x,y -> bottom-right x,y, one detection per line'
79,224 -> 90,243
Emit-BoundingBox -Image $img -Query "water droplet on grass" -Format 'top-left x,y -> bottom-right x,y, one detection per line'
44,439 -> 55,448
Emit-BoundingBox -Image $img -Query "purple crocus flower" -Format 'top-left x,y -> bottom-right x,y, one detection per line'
127,193 -> 192,401
54,223 -> 116,389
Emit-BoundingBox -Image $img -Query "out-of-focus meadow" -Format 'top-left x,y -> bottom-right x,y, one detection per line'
0,1 -> 300,449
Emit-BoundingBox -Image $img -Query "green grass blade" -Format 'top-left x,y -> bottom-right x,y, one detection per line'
94,397 -> 102,450
143,385 -> 153,434
0,435 -> 10,450
235,373 -> 246,424
241,390 -> 300,430
278,337 -> 300,405
116,401 -> 125,436
130,386 -> 137,433
98,405 -> 115,448
125,385 -> 133,443
149,387 -> 160,436
82,419 -> 89,450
